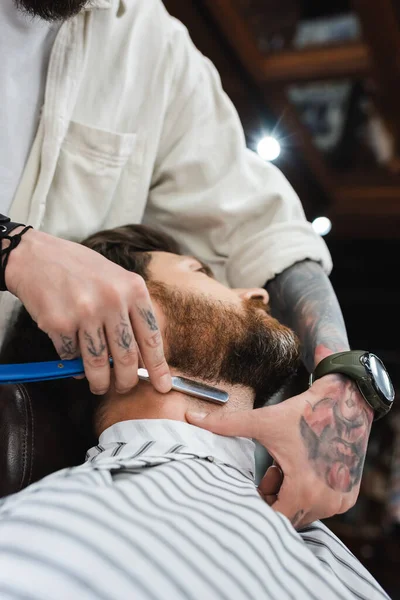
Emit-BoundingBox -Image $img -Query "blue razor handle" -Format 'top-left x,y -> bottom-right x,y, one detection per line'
0,357 -> 87,384
0,358 -> 229,404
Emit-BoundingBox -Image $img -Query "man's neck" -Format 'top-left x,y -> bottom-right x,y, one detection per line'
97,374 -> 254,437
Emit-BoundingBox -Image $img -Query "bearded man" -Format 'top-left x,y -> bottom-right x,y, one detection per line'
0,225 -> 388,600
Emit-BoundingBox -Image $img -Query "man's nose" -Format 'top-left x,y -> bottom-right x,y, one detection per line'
233,288 -> 269,305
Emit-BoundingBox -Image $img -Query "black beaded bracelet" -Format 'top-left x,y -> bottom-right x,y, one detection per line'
0,215 -> 33,292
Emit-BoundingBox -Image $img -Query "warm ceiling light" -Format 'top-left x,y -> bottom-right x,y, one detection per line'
257,136 -> 281,161
312,217 -> 332,236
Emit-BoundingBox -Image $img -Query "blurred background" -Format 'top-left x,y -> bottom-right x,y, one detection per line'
162,0 -> 400,596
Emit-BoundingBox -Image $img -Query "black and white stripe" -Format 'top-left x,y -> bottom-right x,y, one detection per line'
0,420 -> 391,600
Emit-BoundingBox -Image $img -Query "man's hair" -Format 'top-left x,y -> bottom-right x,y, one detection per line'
81,224 -> 182,278
0,225 -> 183,448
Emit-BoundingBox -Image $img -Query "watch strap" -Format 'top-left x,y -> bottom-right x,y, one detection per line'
310,350 -> 367,384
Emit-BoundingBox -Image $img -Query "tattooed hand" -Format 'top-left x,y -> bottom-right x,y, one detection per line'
5,229 -> 172,396
186,373 -> 373,529
300,375 -> 372,493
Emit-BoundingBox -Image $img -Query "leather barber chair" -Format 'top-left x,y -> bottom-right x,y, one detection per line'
0,304 -> 98,499
0,380 -> 97,498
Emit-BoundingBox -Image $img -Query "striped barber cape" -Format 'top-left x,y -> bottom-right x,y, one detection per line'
0,419 -> 391,600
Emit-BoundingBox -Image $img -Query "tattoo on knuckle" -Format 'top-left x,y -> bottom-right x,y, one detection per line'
114,321 -> 134,351
84,328 -> 107,358
137,307 -> 159,332
59,334 -> 77,356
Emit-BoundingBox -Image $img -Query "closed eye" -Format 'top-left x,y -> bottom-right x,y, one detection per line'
196,264 -> 215,278
189,256 -> 215,278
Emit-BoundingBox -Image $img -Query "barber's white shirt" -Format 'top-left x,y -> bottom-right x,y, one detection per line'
0,419 -> 390,599
0,0 -> 332,346
0,0 -> 60,214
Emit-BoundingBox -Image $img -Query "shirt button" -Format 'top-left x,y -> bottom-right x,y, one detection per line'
207,456 -> 215,463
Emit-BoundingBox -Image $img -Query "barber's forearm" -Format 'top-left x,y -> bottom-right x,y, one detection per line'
267,259 -> 374,487
266,259 -> 350,372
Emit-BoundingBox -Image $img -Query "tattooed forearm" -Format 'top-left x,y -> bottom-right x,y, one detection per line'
266,261 -> 374,497
115,314 -> 133,350
266,260 -> 349,372
84,328 -> 106,357
300,375 -> 373,492
137,307 -> 158,332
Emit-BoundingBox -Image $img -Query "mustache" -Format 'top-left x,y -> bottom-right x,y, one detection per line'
245,297 -> 271,314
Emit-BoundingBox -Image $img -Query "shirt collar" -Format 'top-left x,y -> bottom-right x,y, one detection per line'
88,419 -> 255,479
85,0 -> 123,11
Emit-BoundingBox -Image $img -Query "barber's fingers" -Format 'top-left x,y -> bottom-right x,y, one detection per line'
104,312 -> 139,394
16,233 -> 172,396
49,330 -> 80,359
186,407 -> 273,442
48,330 -> 84,380
128,285 -> 171,394
101,274 -> 170,395
78,323 -> 110,395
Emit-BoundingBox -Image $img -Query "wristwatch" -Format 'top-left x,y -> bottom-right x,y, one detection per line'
310,350 -> 395,420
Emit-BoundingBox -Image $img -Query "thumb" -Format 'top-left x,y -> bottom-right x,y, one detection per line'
258,465 -> 283,497
186,408 -> 261,439
270,480 -> 305,529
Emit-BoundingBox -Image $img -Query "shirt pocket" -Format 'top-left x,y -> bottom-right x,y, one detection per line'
42,121 -> 139,241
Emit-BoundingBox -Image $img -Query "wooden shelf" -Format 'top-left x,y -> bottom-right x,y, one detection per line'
260,43 -> 371,83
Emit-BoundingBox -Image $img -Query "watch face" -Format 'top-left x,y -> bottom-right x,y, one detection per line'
365,354 -> 395,403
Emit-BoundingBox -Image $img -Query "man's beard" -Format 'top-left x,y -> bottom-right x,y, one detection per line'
14,0 -> 88,21
148,281 -> 301,409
